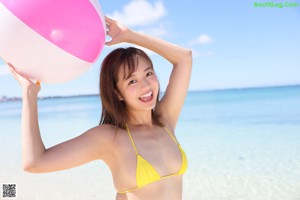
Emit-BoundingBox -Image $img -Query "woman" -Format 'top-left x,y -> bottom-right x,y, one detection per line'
8,17 -> 192,200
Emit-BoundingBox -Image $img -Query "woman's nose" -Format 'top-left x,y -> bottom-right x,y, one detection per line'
141,78 -> 150,88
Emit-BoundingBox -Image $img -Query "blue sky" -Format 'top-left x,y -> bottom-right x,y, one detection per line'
0,0 -> 300,97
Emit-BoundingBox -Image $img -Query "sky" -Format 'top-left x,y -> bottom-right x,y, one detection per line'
0,0 -> 300,97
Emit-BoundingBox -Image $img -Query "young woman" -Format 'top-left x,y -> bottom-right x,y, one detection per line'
8,17 -> 192,200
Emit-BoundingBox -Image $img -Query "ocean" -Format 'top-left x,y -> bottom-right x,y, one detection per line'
1,85 -> 300,200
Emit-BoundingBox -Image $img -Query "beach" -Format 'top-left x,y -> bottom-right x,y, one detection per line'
1,86 -> 300,199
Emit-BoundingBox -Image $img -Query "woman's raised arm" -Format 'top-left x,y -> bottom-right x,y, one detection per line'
8,64 -> 114,173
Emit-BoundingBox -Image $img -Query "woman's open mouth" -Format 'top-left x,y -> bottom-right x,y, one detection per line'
138,91 -> 153,103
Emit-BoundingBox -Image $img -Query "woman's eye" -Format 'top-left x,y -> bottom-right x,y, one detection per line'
146,72 -> 153,76
129,80 -> 137,85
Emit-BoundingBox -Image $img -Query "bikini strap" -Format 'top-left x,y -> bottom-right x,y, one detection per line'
163,127 -> 179,145
125,124 -> 139,155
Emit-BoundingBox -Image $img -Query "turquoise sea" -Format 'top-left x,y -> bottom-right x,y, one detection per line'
1,85 -> 300,200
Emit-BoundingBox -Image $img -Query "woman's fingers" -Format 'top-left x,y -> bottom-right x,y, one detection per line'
7,63 -> 19,79
8,63 -> 22,80
7,62 -> 15,71
104,16 -> 129,45
7,63 -> 36,85
105,16 -> 114,24
7,63 -> 40,93
105,16 -> 115,30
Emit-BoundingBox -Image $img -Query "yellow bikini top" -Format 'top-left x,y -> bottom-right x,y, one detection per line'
118,125 -> 188,194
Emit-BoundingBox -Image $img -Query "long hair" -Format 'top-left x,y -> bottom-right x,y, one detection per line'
99,47 -> 163,129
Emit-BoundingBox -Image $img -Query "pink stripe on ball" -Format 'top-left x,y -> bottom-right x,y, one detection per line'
1,0 -> 105,62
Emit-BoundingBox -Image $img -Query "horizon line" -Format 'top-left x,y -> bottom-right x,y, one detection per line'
1,83 -> 299,102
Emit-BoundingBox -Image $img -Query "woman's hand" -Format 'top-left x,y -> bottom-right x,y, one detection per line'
8,63 -> 41,94
105,16 -> 130,46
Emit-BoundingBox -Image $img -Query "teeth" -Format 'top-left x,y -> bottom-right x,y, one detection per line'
140,91 -> 152,98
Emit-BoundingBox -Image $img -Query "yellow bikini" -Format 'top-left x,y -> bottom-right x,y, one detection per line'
118,125 -> 188,194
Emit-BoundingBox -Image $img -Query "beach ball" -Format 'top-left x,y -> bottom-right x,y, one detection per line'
0,0 -> 106,83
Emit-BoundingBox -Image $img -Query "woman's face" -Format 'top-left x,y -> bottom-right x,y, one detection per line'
116,57 -> 159,113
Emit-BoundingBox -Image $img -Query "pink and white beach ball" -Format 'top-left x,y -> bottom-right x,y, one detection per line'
0,0 -> 106,83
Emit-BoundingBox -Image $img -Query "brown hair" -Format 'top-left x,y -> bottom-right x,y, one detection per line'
99,47 -> 163,129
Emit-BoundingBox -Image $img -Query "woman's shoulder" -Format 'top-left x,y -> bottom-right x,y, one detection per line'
87,124 -> 131,144
88,124 -> 120,138
158,113 -> 176,133
83,124 -> 127,159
